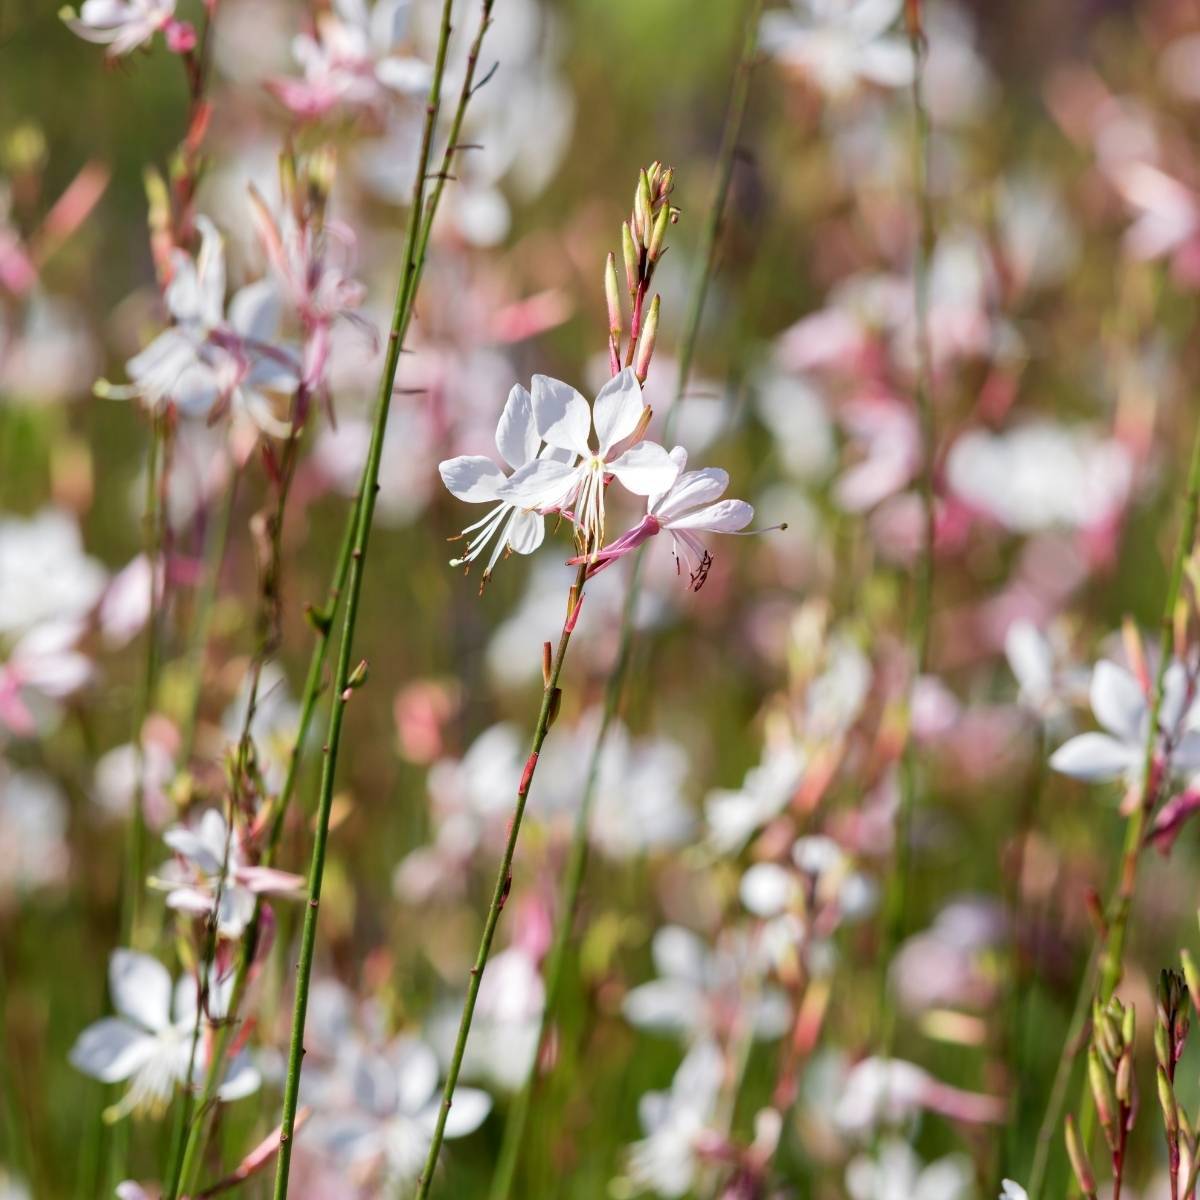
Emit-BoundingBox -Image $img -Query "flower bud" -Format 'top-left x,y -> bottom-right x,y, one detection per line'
605,252 -> 622,337
635,294 -> 660,385
622,222 -> 639,296
1065,1114 -> 1097,1196
1159,1066 -> 1179,1135
647,200 -> 670,263
635,169 -> 652,242
346,659 -> 369,690
1088,1048 -> 1118,1150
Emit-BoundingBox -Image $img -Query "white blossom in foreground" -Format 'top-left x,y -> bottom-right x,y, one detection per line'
438,383 -> 569,582
499,367 -> 679,559
571,446 -> 758,591
1050,658 -> 1200,785
760,0 -> 914,100
102,217 -> 299,436
62,0 -> 194,56
153,808 -> 304,937
999,1183 -> 1029,1200
622,1040 -> 723,1199
705,743 -> 807,853
69,951 -> 259,1120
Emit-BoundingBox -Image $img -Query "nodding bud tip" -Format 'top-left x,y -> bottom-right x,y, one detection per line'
622,222 -> 639,295
346,659 -> 369,689
648,202 -> 670,263
635,294 -> 660,384
605,252 -> 621,337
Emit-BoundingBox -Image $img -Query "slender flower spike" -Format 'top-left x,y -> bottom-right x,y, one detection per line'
500,367 -> 679,559
439,384 -> 568,583
570,446 -> 759,591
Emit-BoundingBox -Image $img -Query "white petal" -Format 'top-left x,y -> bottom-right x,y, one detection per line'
651,925 -> 708,984
505,509 -> 544,555
499,458 -> 581,510
649,446 -> 689,512
109,950 -> 173,1031
855,38 -> 914,88
193,216 -> 227,329
439,456 -> 506,504
163,825 -> 223,876
69,1018 -> 156,1083
1049,732 -> 1137,781
531,375 -> 592,456
592,368 -> 645,455
740,863 -> 795,917
216,1051 -> 261,1101
1090,661 -> 1144,744
437,1087 -> 492,1138
622,979 -> 703,1033
653,467 -> 729,523
392,1036 -> 440,1114
848,0 -> 903,38
228,280 -> 281,343
495,385 -> 539,470
607,441 -> 680,497
667,498 -> 754,534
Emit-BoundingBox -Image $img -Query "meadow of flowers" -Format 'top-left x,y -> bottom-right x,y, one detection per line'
6,0 -> 1200,1196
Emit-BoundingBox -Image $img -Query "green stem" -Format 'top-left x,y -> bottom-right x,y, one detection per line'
271,3 -> 483,1194
415,565 -> 589,1200
878,9 -> 935,1058
487,8 -> 763,1195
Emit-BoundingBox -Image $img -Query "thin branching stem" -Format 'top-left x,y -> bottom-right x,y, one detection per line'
415,564 -> 590,1200
270,1 -> 489,1193
487,4 -> 763,1193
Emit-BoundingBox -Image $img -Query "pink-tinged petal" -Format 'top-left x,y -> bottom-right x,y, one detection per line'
653,468 -> 731,523
500,458 -> 581,510
1149,789 -> 1200,854
1089,660 -> 1144,744
607,441 -> 680,496
568,515 -> 660,569
439,456 -> 506,504
69,1019 -> 156,1083
592,368 -> 645,455
109,950 -> 173,1031
495,384 -> 539,470
531,375 -> 591,456
505,509 -> 544,555
1049,732 -> 1136,781
238,865 -> 305,894
667,498 -> 753,534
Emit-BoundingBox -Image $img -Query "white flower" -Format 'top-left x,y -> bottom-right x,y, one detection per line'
760,0 -> 914,100
270,0 -> 431,120
576,446 -> 757,591
623,1041 -> 724,1199
438,383 -> 569,581
622,926 -> 790,1044
1000,1183 -> 1029,1200
153,808 -> 304,937
1004,619 -> 1087,724
0,767 -> 69,896
63,0 -> 179,56
0,509 -> 106,637
846,1138 -> 973,1200
1050,659 -> 1200,785
499,367 -> 680,558
704,743 -> 807,853
111,217 -> 299,435
0,620 -> 93,737
69,950 -> 259,1120
309,1035 -> 489,1186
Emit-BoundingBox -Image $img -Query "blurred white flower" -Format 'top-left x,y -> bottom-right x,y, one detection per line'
622,1040 -> 724,1199
622,925 -> 789,1044
846,1137 -> 973,1200
0,508 -> 106,637
705,743 -> 806,853
0,767 -> 69,896
153,808 -> 303,937
63,0 -> 191,56
1050,659 -> 1200,785
761,0 -> 914,100
1000,1183 -> 1029,1200
0,620 -> 92,737
1004,619 -> 1087,725
222,662 -> 301,792
756,370 -> 836,482
69,950 -> 259,1120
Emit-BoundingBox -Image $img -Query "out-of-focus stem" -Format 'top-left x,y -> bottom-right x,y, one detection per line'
270,2 -> 484,1194
878,5 -> 935,1058
488,6 -> 763,1195
416,566 -> 589,1200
